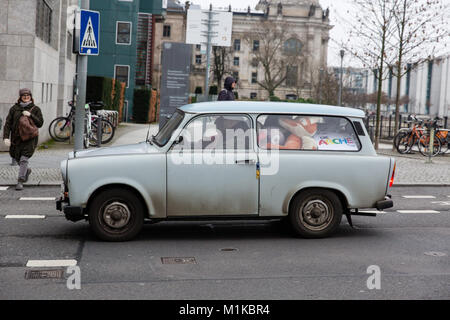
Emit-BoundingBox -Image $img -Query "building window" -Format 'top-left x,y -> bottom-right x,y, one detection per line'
253,40 -> 260,51
195,54 -> 202,64
196,44 -> 201,51
251,72 -> 258,84
251,58 -> 258,68
163,25 -> 171,38
234,39 -> 241,51
426,60 -> 433,114
36,0 -> 52,45
284,38 -> 302,55
233,57 -> 240,66
114,65 -> 130,88
286,66 -> 298,87
116,21 -> 132,45
67,32 -> 73,60
250,92 -> 257,99
233,71 -> 239,82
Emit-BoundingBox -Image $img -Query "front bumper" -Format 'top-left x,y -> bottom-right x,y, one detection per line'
56,197 -> 85,222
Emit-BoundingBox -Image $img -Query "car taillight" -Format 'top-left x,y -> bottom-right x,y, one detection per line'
389,162 -> 396,188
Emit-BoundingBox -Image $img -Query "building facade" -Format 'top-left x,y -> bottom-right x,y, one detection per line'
188,0 -> 332,101
87,0 -> 166,121
0,0 -> 77,151
366,55 -> 450,118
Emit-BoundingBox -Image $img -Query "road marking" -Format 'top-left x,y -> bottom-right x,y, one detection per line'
26,260 -> 77,268
0,187 -> 9,191
19,197 -> 56,201
358,210 -> 388,214
5,215 -> 46,219
431,201 -> 450,206
397,210 -> 440,214
402,196 -> 436,199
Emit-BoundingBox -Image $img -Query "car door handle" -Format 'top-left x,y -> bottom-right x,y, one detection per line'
235,159 -> 256,165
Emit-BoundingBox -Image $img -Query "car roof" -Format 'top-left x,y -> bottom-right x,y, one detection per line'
178,101 -> 366,118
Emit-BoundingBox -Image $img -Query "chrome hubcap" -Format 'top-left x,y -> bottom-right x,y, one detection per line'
301,199 -> 332,231
103,202 -> 131,229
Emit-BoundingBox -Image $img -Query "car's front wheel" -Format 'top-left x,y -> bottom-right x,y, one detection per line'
289,189 -> 343,238
88,188 -> 144,241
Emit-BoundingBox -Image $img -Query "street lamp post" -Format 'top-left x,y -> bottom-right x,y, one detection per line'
338,49 -> 345,106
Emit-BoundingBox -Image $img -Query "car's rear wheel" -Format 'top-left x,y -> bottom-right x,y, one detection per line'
88,188 -> 144,241
289,189 -> 343,238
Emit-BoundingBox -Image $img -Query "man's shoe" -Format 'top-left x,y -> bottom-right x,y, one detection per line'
24,168 -> 32,183
16,182 -> 23,191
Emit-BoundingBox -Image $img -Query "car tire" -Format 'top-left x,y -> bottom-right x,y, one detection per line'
88,188 -> 144,241
289,189 -> 343,238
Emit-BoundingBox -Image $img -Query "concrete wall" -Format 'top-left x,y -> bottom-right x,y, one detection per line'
0,0 -> 77,151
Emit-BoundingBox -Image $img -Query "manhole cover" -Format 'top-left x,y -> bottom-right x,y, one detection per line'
220,248 -> 238,252
161,257 -> 196,264
25,269 -> 65,280
424,251 -> 447,257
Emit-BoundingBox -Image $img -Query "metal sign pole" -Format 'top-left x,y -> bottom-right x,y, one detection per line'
204,5 -> 213,98
74,0 -> 90,151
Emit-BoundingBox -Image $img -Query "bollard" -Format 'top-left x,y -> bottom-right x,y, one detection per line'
96,116 -> 102,148
427,126 -> 434,163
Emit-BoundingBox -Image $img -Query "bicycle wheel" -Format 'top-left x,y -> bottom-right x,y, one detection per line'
90,119 -> 115,145
395,131 -> 413,154
49,117 -> 71,141
438,138 -> 449,154
418,135 -> 441,157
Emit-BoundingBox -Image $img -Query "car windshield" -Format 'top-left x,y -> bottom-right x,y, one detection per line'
153,110 -> 185,146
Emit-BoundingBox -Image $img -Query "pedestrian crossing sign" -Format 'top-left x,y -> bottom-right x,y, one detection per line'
79,9 -> 100,55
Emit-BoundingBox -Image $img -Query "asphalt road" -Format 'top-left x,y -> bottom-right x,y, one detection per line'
0,185 -> 449,300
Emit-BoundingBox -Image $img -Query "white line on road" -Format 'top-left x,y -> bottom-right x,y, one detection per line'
0,187 -> 9,191
397,210 -> 440,214
358,210 -> 388,214
19,197 -> 56,201
402,196 -> 436,199
26,260 -> 77,267
5,215 -> 46,219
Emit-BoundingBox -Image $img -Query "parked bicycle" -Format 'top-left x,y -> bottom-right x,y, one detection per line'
48,101 -> 115,147
393,115 -> 442,156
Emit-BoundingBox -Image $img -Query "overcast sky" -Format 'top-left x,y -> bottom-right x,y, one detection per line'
189,0 -> 449,67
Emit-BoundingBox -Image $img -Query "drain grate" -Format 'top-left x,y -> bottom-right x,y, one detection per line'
220,248 -> 238,252
161,257 -> 196,265
25,269 -> 65,280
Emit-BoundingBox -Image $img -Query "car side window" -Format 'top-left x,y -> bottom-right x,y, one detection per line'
177,114 -> 252,151
257,114 -> 361,151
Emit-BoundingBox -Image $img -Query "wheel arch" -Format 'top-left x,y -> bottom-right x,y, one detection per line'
286,186 -> 349,215
86,183 -> 150,219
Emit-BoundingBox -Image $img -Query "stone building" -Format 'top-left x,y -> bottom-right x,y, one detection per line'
190,0 -> 332,100
0,0 -> 78,151
152,0 -> 187,91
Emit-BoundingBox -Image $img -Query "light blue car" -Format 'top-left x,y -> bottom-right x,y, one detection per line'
56,102 -> 395,241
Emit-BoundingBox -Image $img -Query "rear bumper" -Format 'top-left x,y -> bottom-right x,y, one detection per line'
375,196 -> 393,210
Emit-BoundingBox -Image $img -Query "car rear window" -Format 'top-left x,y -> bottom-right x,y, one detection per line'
257,114 -> 361,151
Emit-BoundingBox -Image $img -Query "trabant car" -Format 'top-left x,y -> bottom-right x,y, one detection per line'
56,102 -> 395,241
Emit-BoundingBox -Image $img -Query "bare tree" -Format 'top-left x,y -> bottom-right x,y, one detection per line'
342,0 -> 399,150
211,46 -> 231,89
390,0 -> 449,139
244,19 -> 303,98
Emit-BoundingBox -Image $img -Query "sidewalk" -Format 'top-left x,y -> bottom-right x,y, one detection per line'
0,123 -> 157,186
0,125 -> 449,186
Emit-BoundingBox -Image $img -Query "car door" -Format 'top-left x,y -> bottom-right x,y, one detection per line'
166,114 -> 259,216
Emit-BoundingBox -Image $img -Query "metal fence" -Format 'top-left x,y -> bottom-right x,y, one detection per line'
365,114 -> 449,140
96,110 -> 119,128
